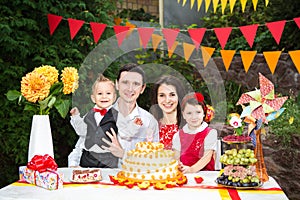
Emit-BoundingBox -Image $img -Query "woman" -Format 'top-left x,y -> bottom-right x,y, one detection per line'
150,75 -> 186,150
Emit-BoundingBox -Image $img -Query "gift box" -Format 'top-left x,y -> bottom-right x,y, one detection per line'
19,154 -> 63,190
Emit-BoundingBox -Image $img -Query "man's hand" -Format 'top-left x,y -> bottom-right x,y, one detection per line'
102,128 -> 124,158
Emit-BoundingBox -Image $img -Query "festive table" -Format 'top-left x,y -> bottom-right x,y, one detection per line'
0,168 -> 288,200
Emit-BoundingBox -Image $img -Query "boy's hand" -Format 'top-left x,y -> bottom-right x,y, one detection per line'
70,107 -> 80,116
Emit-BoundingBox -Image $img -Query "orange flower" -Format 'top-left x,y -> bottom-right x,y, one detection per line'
21,71 -> 51,103
61,67 -> 79,94
33,65 -> 58,85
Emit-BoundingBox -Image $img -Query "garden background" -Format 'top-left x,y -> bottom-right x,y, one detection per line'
1,0 -> 300,199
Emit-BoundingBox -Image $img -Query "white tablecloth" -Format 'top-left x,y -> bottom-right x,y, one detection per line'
0,168 -> 289,200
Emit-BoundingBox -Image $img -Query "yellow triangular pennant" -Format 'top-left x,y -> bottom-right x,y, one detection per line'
229,0 -> 237,13
183,0 -> 187,6
197,0 -> 203,11
213,0 -> 220,13
221,0 -> 228,14
168,41 -> 179,58
265,0 -> 269,6
263,51 -> 282,74
201,46 -> 215,67
183,42 -> 196,62
151,34 -> 163,52
288,50 -> 300,73
240,50 -> 257,73
252,0 -> 258,11
220,50 -> 236,71
205,0 -> 212,12
240,0 -> 247,12
191,0 -> 196,8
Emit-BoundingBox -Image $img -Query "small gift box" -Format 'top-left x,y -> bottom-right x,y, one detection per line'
19,154 -> 63,190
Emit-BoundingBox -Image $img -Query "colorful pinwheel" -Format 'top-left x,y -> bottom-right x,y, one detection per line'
237,73 -> 288,124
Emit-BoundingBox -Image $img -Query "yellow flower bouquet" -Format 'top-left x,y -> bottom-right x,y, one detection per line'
6,65 -> 79,118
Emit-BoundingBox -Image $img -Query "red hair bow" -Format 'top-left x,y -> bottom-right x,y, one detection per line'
194,92 -> 204,103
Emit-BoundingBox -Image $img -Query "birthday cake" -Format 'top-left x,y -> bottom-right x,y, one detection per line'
72,169 -> 102,182
117,142 -> 183,184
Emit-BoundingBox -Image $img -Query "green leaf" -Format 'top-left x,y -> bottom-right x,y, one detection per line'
54,99 -> 70,118
6,90 -> 21,101
50,82 -> 63,95
48,96 -> 56,108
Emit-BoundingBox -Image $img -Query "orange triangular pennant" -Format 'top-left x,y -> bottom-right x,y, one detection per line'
183,0 -> 188,6
266,20 -> 286,45
190,0 -> 195,8
197,0 -> 203,11
265,0 -> 269,6
183,42 -> 195,62
221,0 -> 228,14
168,41 -> 179,58
240,50 -> 257,73
68,18 -> 85,40
188,28 -> 206,50
252,0 -> 258,11
113,25 -> 130,47
201,46 -> 215,67
229,0 -> 237,13
214,27 -> 232,49
152,34 -> 163,52
137,27 -> 155,49
90,22 -> 107,44
288,50 -> 300,73
240,0 -> 247,12
162,28 -> 180,50
47,14 -> 62,36
294,17 -> 300,29
205,0 -> 212,12
213,0 -> 220,13
263,51 -> 282,74
220,50 -> 236,71
239,24 -> 259,48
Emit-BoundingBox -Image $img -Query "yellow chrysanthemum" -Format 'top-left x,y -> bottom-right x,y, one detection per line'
33,65 -> 59,85
21,71 -> 51,103
61,67 -> 79,94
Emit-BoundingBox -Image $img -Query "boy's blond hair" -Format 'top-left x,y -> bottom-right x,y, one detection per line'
92,74 -> 115,94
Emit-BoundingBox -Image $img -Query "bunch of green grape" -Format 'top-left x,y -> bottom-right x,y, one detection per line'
219,148 -> 257,165
216,173 -> 260,187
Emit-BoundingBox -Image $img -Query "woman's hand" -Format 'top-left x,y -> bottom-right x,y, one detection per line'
101,128 -> 124,158
178,162 -> 192,174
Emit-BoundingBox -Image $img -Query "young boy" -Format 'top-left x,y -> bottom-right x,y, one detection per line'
68,74 -> 118,168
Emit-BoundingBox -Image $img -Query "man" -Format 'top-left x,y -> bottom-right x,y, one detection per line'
101,63 -> 159,165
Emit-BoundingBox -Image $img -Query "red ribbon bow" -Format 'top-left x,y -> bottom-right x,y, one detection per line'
93,108 -> 107,116
27,154 -> 58,172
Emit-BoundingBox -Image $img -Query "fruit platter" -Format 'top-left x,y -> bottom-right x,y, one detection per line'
222,135 -> 251,144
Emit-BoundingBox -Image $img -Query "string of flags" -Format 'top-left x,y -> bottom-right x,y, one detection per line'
47,14 -> 300,74
177,0 -> 269,13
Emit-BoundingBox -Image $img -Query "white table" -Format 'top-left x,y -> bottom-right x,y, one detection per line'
0,168 -> 289,200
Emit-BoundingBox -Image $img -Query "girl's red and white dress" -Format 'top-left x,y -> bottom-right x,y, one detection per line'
159,123 -> 178,150
172,122 -> 218,171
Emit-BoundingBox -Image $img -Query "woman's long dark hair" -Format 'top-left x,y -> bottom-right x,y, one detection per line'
150,75 -> 186,128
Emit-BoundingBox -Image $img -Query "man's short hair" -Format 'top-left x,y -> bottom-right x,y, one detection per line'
117,63 -> 145,84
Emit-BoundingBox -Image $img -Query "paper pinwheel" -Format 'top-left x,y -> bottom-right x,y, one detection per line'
236,73 -> 288,124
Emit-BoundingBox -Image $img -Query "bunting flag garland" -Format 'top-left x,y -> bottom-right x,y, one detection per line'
288,50 -> 300,73
229,0 -> 237,13
47,14 -> 62,35
113,25 -> 130,46
183,0 -> 188,6
294,17 -> 300,29
201,46 -> 215,67
240,0 -> 248,13
188,28 -> 206,50
205,0 -> 211,12
190,0 -> 195,8
252,0 -> 259,11
162,28 -> 180,50
197,0 -> 203,11
90,22 -> 107,43
221,0 -> 228,14
266,20 -> 286,45
151,34 -> 163,52
220,50 -> 236,71
67,18 -> 85,40
265,0 -> 269,6
213,0 -> 220,13
168,41 -> 179,58
263,51 -> 282,74
240,50 -> 257,73
214,27 -> 232,49
183,42 -> 196,61
239,24 -> 259,48
137,27 -> 155,49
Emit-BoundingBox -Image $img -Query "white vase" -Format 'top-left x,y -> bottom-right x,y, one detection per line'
28,115 -> 54,162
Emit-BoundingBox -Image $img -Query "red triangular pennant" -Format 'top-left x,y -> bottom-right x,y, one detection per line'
113,25 -> 130,47
137,27 -> 155,49
294,17 -> 300,29
162,28 -> 180,50
187,28 -> 206,50
47,14 -> 62,36
68,18 -> 85,40
239,24 -> 259,48
266,20 -> 286,45
214,27 -> 232,49
90,22 -> 107,44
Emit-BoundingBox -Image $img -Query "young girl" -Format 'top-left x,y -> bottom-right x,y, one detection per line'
172,92 -> 217,173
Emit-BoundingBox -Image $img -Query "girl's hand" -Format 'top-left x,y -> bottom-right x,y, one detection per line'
101,128 -> 124,158
178,162 -> 192,174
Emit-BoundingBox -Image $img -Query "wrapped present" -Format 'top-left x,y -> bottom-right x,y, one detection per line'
19,154 -> 63,190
